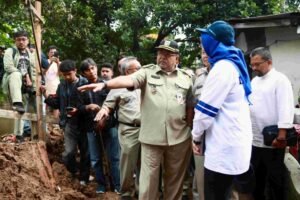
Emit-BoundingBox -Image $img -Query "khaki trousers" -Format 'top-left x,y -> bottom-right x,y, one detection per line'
118,124 -> 141,197
192,154 -> 205,200
139,138 -> 192,200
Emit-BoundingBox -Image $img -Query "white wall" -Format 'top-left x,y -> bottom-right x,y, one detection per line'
235,26 -> 300,103
266,27 -> 300,104
235,32 -> 247,52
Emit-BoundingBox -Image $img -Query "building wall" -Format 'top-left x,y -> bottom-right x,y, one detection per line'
235,26 -> 300,103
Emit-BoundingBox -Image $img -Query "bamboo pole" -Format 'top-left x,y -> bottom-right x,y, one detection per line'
33,0 -> 45,141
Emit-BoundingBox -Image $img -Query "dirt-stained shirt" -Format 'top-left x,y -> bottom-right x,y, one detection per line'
130,64 -> 193,146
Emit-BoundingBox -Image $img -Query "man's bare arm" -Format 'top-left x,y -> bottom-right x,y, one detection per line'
78,75 -> 134,92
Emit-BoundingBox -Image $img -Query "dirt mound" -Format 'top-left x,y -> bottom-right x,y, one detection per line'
0,142 -> 60,199
0,126 -> 120,200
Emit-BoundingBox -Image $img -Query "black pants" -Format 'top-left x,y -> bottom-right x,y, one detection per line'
62,123 -> 90,182
204,166 -> 255,200
251,146 -> 287,200
204,168 -> 234,200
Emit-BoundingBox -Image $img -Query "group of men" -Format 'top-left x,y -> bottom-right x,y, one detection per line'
1,19 -> 295,200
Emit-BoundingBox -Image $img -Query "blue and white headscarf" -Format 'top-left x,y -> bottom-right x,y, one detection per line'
201,33 -> 252,102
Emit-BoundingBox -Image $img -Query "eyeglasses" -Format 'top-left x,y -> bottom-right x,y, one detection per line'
15,37 -> 28,42
249,60 -> 268,68
127,66 -> 141,71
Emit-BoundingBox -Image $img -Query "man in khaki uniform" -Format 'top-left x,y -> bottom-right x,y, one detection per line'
95,57 -> 142,200
79,40 -> 193,200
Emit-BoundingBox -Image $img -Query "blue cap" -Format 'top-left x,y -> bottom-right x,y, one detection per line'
196,20 -> 235,46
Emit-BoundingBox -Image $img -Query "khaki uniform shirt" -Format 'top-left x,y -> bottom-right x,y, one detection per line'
130,64 -> 193,146
104,88 -> 141,125
192,67 -> 208,100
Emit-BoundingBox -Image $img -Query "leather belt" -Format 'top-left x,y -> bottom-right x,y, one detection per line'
119,121 -> 140,127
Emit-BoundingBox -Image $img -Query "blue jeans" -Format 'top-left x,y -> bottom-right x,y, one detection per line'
62,123 -> 90,182
87,131 -> 106,186
23,94 -> 37,136
87,127 -> 120,190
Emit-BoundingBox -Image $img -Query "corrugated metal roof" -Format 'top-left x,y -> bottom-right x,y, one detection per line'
228,12 -> 300,29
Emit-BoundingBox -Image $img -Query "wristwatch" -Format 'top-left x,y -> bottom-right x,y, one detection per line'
193,140 -> 202,145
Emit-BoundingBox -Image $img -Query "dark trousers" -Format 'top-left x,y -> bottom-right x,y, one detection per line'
204,168 -> 234,200
251,146 -> 287,200
62,122 -> 90,182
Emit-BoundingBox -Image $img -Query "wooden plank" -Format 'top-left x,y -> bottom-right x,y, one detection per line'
33,0 -> 46,141
0,109 -> 37,121
0,109 -> 58,124
31,121 -> 37,141
30,4 -> 45,23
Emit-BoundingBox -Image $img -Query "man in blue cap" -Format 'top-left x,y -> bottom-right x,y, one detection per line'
192,21 -> 253,200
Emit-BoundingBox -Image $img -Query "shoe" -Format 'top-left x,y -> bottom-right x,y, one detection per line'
79,180 -> 87,186
16,135 -> 24,143
12,102 -> 25,114
96,185 -> 105,194
114,188 -> 121,195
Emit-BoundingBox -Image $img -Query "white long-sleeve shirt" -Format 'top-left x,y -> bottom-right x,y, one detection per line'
192,60 -> 252,175
250,68 -> 294,148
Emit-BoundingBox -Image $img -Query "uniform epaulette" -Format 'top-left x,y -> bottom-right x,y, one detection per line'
197,68 -> 208,77
141,64 -> 156,69
179,68 -> 193,78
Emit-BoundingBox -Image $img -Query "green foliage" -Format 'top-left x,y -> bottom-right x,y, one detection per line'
0,0 -> 32,47
0,88 -> 7,106
0,0 -> 300,69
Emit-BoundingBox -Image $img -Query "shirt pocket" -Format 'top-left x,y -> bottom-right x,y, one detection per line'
119,94 -> 132,105
174,81 -> 189,105
147,78 -> 164,95
175,81 -> 189,95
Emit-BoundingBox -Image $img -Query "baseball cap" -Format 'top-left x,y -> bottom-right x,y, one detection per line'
156,40 -> 179,53
196,20 -> 235,46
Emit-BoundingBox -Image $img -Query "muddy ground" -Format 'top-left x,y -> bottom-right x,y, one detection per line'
0,126 -> 120,200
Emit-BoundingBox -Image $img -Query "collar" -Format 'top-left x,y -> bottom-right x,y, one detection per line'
155,65 -> 178,75
261,68 -> 275,78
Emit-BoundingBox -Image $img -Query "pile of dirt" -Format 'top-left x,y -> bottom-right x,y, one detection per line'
0,126 -> 120,200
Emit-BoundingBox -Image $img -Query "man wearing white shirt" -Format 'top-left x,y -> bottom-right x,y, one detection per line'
249,47 -> 294,200
192,20 -> 253,200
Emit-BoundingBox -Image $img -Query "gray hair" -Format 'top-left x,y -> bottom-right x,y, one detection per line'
250,47 -> 272,61
120,56 -> 140,75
